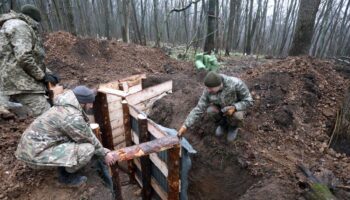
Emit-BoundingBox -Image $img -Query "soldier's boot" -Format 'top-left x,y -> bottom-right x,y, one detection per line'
215,125 -> 227,137
57,167 -> 87,187
227,126 -> 238,142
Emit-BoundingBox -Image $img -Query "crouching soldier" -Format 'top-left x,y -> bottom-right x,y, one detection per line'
177,72 -> 253,141
15,86 -> 117,187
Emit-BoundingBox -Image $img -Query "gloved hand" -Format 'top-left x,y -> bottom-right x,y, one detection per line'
177,126 -> 187,137
44,73 -> 60,84
222,106 -> 236,116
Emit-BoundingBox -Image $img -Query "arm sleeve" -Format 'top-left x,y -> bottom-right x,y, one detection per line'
62,114 -> 107,157
184,91 -> 209,128
233,80 -> 254,111
9,22 -> 45,81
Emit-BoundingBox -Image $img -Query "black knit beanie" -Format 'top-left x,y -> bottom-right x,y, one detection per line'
72,86 -> 95,104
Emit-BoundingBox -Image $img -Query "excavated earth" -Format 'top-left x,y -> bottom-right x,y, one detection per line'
1,31 -> 350,200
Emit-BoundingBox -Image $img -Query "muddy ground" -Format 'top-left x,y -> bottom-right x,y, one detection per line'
1,31 -> 350,200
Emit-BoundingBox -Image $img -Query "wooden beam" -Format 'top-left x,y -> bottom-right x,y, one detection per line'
122,100 -> 136,184
94,92 -> 114,149
93,92 -> 123,200
167,145 -> 180,200
112,136 -> 179,161
99,87 -> 128,98
118,73 -> 146,86
138,114 -> 152,200
126,80 -> 173,105
134,159 -> 168,200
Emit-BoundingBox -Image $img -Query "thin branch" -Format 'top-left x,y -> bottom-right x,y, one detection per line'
169,0 -> 201,13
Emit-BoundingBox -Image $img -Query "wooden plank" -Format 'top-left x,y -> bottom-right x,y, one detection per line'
119,74 -> 146,86
126,80 -> 173,105
107,94 -> 122,103
149,153 -> 168,177
93,92 -> 123,200
167,145 -> 180,200
111,119 -> 124,130
99,87 -> 128,98
114,142 -> 126,150
132,130 -> 140,144
99,80 -> 120,90
129,104 -> 140,119
128,84 -> 142,94
108,100 -> 123,112
93,92 -> 114,150
134,159 -> 168,200
112,125 -> 124,136
151,178 -> 168,200
109,108 -> 123,122
138,114 -> 152,200
122,100 -> 135,184
113,133 -> 125,145
147,120 -> 167,139
134,92 -> 168,112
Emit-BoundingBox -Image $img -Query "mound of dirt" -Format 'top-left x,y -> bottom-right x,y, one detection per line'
149,56 -> 350,199
44,31 -> 193,89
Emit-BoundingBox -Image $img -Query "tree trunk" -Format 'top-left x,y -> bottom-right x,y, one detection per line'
289,0 -> 321,56
122,0 -> 131,43
336,0 -> 350,56
102,0 -> 111,39
232,0 -> 242,50
153,0 -> 160,47
131,0 -> 142,44
165,0 -> 171,42
214,0 -> 219,53
52,0 -> 63,30
38,0 -> 52,32
204,0 -> 216,53
140,0 -> 147,45
225,0 -> 236,56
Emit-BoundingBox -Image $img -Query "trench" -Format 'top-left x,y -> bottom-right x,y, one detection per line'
148,97 -> 258,200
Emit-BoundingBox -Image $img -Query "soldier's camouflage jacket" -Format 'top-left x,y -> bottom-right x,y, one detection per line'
184,74 -> 254,128
0,11 -> 47,95
15,90 -> 108,167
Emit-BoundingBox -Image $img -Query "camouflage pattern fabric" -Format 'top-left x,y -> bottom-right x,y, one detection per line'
184,74 -> 253,128
11,93 -> 50,116
0,11 -> 47,95
206,105 -> 245,127
15,90 -> 109,168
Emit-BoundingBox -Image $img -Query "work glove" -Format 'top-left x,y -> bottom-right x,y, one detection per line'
221,106 -> 236,116
177,126 -> 187,137
44,73 -> 60,85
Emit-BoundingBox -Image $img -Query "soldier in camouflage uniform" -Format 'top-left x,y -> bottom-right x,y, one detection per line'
178,71 -> 253,141
0,5 -> 53,117
15,86 -> 117,187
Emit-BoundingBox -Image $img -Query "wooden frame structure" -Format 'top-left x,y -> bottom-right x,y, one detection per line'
94,75 -> 180,200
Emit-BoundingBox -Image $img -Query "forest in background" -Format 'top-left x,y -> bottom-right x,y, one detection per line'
1,0 -> 349,58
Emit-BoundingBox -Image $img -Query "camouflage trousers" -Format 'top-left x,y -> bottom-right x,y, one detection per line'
11,93 -> 50,117
206,105 -> 245,127
27,143 -> 96,173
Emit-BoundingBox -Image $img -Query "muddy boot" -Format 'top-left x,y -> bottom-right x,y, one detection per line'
57,167 -> 87,187
227,126 -> 238,142
215,125 -> 227,137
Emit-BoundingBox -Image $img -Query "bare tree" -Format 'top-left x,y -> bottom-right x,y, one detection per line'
289,0 -> 321,56
153,0 -> 161,47
204,0 -> 216,53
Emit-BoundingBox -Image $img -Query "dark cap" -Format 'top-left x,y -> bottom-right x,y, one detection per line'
72,86 -> 95,104
21,4 -> 42,22
204,71 -> 222,87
